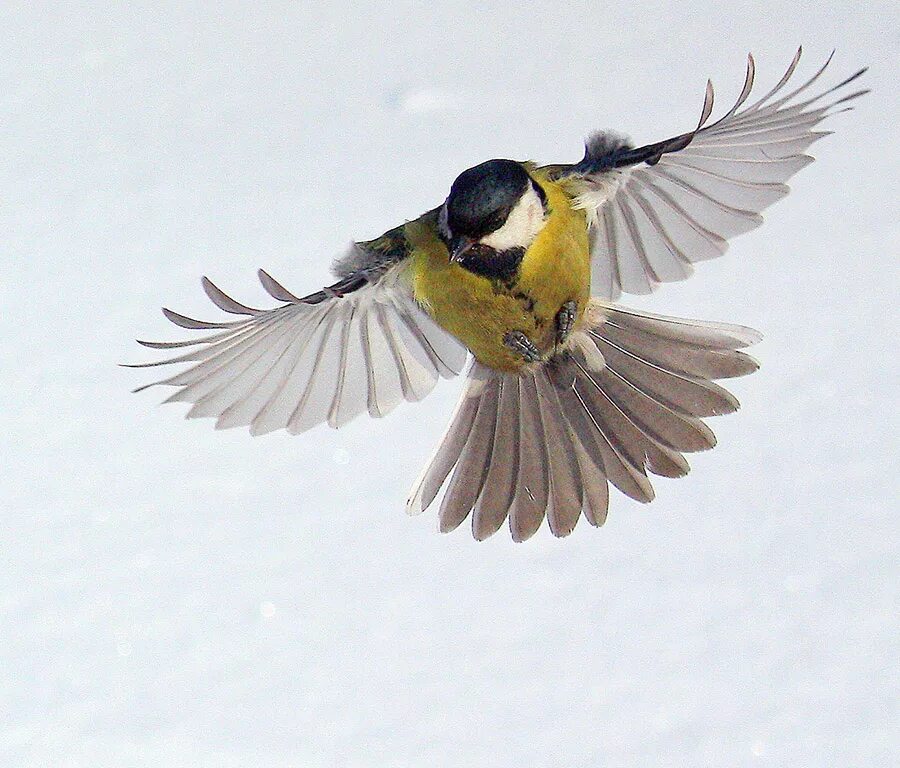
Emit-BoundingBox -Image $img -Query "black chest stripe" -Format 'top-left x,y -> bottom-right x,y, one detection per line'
457,246 -> 525,284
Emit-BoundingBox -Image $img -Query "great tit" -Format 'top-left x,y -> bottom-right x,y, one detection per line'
130,50 -> 867,541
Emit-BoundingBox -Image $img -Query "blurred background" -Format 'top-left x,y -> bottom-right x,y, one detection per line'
1,2 -> 897,765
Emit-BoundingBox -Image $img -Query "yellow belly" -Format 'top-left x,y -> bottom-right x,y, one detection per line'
406,170 -> 590,372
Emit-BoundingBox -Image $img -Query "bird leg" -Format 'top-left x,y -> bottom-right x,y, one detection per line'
555,300 -> 578,345
503,330 -> 542,363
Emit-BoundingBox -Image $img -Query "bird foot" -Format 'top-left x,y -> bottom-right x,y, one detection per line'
504,330 -> 542,363
555,300 -> 578,345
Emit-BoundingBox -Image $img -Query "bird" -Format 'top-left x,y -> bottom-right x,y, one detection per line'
129,49 -> 867,541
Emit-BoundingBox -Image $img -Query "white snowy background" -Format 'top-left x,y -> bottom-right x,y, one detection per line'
2,2 -> 897,766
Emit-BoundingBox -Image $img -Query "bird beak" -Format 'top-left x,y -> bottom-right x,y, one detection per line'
449,235 -> 475,263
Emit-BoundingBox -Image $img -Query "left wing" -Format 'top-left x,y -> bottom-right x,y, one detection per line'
550,49 -> 868,299
127,260 -> 468,434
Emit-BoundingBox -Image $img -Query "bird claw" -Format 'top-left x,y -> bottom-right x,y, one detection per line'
504,330 -> 542,363
556,300 -> 578,345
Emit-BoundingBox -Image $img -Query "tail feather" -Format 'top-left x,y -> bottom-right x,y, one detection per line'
603,305 -> 761,349
571,429 -> 610,528
508,375 -> 551,541
590,361 -> 717,453
409,380 -> 481,512
437,379 -> 499,534
472,376 -> 522,540
591,333 -> 740,418
534,369 -> 585,537
552,359 -> 657,504
570,354 -> 691,479
598,317 -> 759,379
407,300 -> 760,541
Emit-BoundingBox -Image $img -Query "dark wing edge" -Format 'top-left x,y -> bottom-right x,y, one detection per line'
552,48 -> 869,299
125,259 -> 468,435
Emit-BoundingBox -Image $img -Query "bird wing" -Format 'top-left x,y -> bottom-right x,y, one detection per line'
127,246 -> 468,435
550,49 -> 868,299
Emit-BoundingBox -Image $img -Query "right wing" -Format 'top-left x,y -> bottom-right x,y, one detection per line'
127,255 -> 468,435
551,49 -> 868,299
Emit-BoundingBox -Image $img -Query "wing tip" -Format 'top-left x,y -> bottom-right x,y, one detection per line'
201,275 -> 261,315
258,268 -> 302,303
161,306 -> 224,330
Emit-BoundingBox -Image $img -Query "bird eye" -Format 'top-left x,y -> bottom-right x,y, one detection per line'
486,211 -> 505,230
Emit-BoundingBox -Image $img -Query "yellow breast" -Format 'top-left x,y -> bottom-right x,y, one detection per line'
406,168 -> 590,372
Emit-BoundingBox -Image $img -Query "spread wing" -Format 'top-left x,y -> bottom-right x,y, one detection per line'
127,240 -> 468,435
553,48 -> 868,299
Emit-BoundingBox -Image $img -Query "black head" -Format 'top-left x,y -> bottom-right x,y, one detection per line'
444,159 -> 531,240
440,159 -> 548,270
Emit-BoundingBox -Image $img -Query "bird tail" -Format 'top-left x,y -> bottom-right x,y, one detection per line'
406,299 -> 761,541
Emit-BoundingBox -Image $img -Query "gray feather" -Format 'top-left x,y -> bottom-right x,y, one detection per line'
410,299 -> 760,540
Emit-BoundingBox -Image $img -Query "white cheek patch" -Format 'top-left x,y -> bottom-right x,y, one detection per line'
479,185 -> 547,251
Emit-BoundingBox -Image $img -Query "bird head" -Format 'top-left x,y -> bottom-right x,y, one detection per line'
439,159 -> 548,265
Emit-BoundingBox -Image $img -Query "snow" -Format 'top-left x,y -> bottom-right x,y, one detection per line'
1,2 -> 897,766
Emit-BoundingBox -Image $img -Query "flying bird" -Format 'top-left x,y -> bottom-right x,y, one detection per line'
129,49 -> 867,541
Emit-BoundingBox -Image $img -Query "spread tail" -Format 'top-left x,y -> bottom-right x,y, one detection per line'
407,300 -> 761,541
